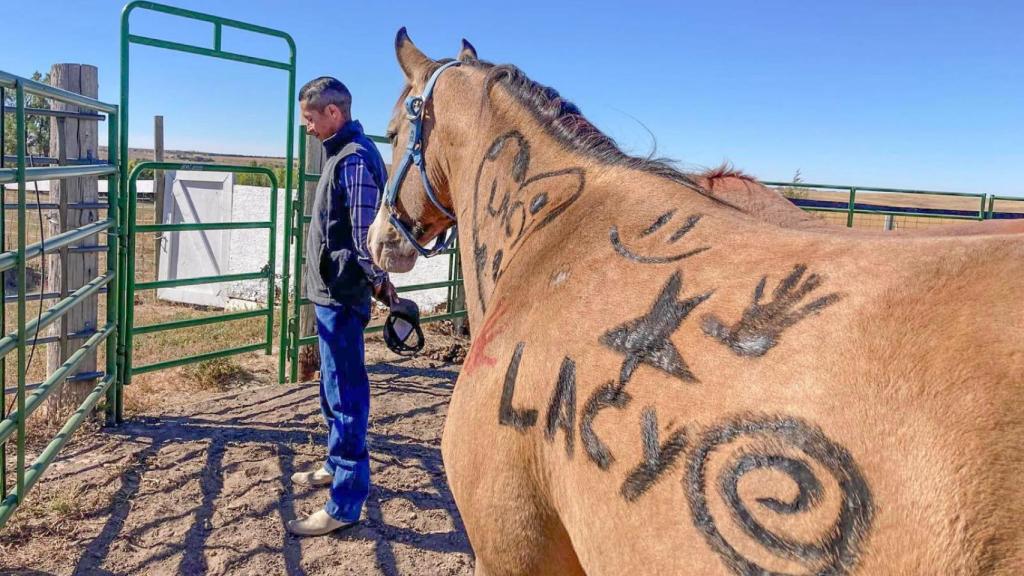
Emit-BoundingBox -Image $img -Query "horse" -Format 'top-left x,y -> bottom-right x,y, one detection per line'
367,30 -> 1024,575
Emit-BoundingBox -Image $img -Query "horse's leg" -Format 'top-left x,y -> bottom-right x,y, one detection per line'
458,469 -> 584,576
443,375 -> 585,576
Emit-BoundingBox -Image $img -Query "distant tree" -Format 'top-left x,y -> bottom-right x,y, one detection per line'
126,157 -> 154,180
778,168 -> 809,200
235,160 -> 289,188
2,71 -> 52,158
236,160 -> 266,186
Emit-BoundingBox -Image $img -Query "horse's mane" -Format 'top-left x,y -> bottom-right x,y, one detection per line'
700,163 -> 759,190
415,58 -> 741,210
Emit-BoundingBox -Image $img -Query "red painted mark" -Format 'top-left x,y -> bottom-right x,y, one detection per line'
464,300 -> 511,376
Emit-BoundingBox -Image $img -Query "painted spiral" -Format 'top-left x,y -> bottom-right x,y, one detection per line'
685,416 -> 874,576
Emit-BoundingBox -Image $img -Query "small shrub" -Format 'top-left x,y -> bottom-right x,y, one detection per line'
48,493 -> 79,516
778,168 -> 809,200
183,358 -> 248,390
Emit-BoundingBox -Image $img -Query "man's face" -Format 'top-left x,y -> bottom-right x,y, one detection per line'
301,101 -> 345,142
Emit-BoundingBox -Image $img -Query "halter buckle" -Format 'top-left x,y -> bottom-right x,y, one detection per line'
404,96 -> 423,119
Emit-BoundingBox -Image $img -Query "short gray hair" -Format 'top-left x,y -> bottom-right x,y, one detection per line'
299,76 -> 352,113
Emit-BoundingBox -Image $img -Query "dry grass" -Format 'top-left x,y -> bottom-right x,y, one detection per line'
793,186 -> 999,232
812,210 -> 969,231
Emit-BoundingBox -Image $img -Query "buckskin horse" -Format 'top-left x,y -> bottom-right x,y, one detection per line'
367,30 -> 1023,575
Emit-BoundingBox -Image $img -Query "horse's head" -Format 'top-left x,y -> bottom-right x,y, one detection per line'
368,29 -> 478,273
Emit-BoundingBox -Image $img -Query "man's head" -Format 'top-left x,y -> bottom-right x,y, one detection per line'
299,76 -> 352,141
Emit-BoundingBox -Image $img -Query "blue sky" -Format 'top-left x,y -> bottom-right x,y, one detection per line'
2,1 -> 1021,195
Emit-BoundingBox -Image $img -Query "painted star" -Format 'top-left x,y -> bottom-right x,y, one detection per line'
600,271 -> 712,387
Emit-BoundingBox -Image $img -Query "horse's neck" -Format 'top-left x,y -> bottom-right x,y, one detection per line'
447,120 -> 723,328
447,122 -> 574,326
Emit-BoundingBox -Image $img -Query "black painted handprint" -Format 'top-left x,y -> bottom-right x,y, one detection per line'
701,264 -> 842,357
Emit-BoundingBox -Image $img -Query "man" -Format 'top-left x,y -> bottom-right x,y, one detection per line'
288,76 -> 397,536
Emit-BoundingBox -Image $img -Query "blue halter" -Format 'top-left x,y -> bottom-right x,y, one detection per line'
383,60 -> 461,257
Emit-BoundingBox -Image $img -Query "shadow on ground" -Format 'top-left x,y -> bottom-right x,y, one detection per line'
0,356 -> 472,576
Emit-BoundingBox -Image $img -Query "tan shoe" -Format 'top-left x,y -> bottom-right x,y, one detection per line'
286,509 -> 357,536
291,466 -> 332,487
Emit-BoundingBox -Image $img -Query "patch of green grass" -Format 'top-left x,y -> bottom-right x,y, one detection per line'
47,492 -> 80,517
182,357 -> 250,391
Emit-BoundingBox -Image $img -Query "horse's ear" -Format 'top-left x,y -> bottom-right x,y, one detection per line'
395,27 -> 434,84
458,38 -> 478,62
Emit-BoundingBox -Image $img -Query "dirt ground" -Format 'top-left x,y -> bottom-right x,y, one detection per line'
0,336 -> 474,576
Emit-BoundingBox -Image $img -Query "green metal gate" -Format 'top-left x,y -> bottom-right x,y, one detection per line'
0,70 -> 121,526
118,1 -> 297,383
121,162 -> 278,382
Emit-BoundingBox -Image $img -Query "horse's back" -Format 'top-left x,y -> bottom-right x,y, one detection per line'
444,217 -> 1023,575
546,256 -> 1023,574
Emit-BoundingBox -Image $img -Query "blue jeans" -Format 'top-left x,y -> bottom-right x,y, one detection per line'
315,302 -> 371,522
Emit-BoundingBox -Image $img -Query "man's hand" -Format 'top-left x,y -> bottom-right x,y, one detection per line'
373,279 -> 399,307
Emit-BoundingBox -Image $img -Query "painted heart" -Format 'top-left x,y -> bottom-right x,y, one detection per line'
471,131 -> 585,311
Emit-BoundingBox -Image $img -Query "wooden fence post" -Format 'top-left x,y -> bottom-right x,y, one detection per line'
297,133 -> 323,381
451,254 -> 468,336
44,64 -> 99,423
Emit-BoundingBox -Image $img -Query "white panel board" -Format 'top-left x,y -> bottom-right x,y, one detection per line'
157,170 -> 234,308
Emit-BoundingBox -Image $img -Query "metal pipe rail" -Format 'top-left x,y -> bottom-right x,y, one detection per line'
0,325 -> 117,445
761,181 -> 990,227
0,374 -> 116,527
0,106 -> 105,121
762,180 -> 988,198
135,270 -> 266,291
122,1 -> 296,69
986,195 -> 1024,218
132,308 -> 267,336
0,71 -> 117,114
127,34 -> 291,70
2,156 -> 109,166
0,202 -> 110,211
0,272 -> 115,358
135,221 -> 269,232
0,219 -> 114,273
0,164 -> 117,185
0,327 -> 99,352
134,343 -> 266,375
3,288 -> 109,304
5,370 -> 106,396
